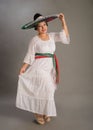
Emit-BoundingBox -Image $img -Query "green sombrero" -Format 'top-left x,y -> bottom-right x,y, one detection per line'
21,14 -> 59,30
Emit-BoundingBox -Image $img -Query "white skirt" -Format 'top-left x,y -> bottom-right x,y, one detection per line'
16,58 -> 57,116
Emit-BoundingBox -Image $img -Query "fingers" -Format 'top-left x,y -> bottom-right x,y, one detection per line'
19,68 -> 25,75
19,63 -> 29,75
58,13 -> 65,21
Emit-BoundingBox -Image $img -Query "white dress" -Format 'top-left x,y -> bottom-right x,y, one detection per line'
16,29 -> 70,116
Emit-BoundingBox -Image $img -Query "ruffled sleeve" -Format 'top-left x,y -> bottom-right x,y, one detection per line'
23,38 -> 36,65
50,29 -> 70,44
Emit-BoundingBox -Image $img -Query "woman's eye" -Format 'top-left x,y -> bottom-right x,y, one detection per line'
44,23 -> 47,26
38,26 -> 42,28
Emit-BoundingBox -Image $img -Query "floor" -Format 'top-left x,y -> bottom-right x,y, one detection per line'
0,92 -> 93,130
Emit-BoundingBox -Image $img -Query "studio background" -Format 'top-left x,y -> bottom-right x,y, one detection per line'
0,0 -> 93,130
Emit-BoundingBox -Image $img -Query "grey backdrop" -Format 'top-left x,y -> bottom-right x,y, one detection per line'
0,0 -> 93,130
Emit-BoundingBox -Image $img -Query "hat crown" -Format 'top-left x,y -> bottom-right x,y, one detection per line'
34,13 -> 43,21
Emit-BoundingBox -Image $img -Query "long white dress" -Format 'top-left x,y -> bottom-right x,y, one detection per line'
16,29 -> 70,116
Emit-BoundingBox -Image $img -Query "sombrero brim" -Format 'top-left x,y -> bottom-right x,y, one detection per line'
21,14 -> 59,30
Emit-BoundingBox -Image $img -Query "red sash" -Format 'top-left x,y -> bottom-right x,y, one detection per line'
35,53 -> 60,84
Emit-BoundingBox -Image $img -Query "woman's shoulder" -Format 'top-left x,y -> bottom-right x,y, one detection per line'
48,32 -> 55,35
31,35 -> 38,41
48,32 -> 56,39
29,35 -> 39,43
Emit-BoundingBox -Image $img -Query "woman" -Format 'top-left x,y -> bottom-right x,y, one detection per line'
16,13 -> 70,125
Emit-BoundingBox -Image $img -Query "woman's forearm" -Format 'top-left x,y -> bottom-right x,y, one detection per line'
59,13 -> 69,37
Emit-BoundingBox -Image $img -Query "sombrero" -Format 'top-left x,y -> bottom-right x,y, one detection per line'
21,14 -> 59,30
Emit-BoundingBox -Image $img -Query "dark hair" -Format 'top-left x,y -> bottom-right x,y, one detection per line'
33,13 -> 48,30
34,13 -> 42,21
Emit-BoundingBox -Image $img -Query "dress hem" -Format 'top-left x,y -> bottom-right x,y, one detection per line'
16,105 -> 57,117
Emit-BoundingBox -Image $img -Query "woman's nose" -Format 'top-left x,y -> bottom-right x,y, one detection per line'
42,26 -> 44,29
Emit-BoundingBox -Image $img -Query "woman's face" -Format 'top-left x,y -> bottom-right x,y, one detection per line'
37,21 -> 48,34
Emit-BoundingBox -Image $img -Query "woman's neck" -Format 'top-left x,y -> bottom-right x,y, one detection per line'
38,33 -> 47,37
38,33 -> 49,40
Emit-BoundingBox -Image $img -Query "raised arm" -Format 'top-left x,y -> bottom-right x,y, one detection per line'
59,13 -> 69,37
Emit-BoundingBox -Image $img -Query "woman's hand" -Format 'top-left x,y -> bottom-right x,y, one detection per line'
58,13 -> 65,21
20,67 -> 26,75
19,63 -> 29,75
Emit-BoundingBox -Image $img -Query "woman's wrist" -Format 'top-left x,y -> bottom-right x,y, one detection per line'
23,63 -> 28,68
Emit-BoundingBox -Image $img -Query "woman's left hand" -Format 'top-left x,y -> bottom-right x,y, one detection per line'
58,13 -> 65,21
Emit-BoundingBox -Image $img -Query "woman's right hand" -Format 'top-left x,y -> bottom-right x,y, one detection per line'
20,67 -> 26,75
19,63 -> 29,75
